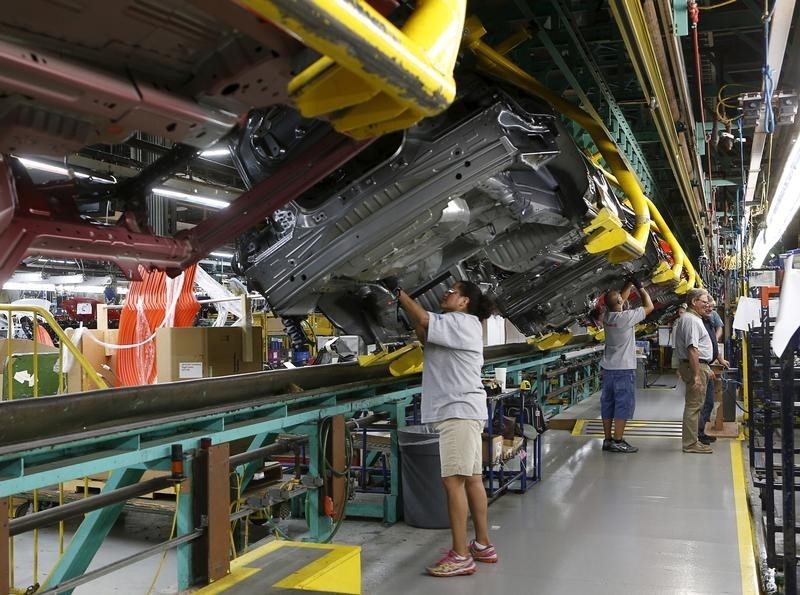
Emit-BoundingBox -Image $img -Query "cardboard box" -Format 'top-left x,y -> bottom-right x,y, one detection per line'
156,326 -> 263,382
67,328 -> 118,391
482,433 -> 503,464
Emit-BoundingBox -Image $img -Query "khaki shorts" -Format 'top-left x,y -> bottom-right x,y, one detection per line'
435,418 -> 484,477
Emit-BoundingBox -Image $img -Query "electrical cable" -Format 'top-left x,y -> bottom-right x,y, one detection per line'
318,417 -> 355,543
689,0 -> 717,268
145,482 -> 181,595
228,472 -> 243,559
762,0 -> 776,134
698,0 -> 738,8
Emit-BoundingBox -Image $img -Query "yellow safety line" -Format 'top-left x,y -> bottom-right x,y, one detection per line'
195,567 -> 260,593
730,442 -> 759,595
571,419 -> 586,436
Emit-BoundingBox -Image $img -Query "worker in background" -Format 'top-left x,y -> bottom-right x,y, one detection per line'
673,289 -> 714,453
669,303 -> 687,369
698,297 -> 729,444
600,276 -> 654,453
392,279 -> 498,577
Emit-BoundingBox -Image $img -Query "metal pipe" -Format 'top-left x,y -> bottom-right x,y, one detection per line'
645,0 -> 709,248
0,361 -> 391,447
0,342 -> 556,449
229,411 -> 388,466
37,530 -> 202,595
8,476 -> 176,536
608,0 -> 707,248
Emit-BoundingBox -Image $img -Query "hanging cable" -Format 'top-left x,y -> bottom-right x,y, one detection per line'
689,0 -> 717,268
762,0 -> 776,134
699,0 -> 738,8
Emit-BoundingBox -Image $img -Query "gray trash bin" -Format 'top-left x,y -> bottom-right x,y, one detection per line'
723,379 -> 739,422
397,425 -> 449,529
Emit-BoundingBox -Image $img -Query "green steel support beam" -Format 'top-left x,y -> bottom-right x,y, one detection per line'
42,467 -> 145,594
298,423 -> 334,542
673,0 -> 689,37
712,178 -> 742,187
176,457 -> 194,592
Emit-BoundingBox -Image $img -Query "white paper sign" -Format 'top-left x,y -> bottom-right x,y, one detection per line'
76,302 -> 93,315
178,362 -> 203,379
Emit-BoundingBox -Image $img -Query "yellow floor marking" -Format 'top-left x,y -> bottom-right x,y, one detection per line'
571,419 -> 586,436
730,442 -> 759,595
194,540 -> 360,594
196,567 -> 260,594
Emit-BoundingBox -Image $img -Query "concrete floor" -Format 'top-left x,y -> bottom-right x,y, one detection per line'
10,375 -> 754,594
334,375 -> 751,595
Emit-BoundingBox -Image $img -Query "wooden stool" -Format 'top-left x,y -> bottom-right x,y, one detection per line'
705,364 -> 739,438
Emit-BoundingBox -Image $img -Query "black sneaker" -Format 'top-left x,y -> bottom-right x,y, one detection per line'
602,438 -> 613,451
608,439 -> 638,453
698,435 -> 717,445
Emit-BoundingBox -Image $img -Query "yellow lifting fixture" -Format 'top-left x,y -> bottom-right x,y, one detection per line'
464,16 -> 650,263
527,331 -> 573,351
589,162 -> 701,293
233,0 -> 467,138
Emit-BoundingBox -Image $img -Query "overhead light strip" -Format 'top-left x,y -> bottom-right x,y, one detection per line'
751,133 -> 800,266
151,187 -> 230,209
15,157 -> 116,183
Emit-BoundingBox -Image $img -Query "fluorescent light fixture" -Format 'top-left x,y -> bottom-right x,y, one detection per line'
200,148 -> 231,157
2,280 -> 121,295
3,281 -> 56,291
48,274 -> 84,284
200,258 -> 231,268
10,271 -> 43,282
151,187 -> 229,209
16,157 -> 116,183
63,284 -> 106,294
209,251 -> 233,259
752,135 -> 800,266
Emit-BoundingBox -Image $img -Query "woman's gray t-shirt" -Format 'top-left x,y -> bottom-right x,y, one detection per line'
421,311 -> 487,424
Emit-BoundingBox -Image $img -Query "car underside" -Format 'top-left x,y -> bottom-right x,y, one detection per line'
2,0 -> 757,348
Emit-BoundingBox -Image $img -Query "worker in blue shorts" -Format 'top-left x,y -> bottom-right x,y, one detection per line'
600,277 -> 654,453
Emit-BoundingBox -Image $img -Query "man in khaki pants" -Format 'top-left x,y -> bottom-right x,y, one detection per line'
673,288 -> 715,453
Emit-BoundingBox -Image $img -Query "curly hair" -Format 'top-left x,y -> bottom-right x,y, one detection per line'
455,280 -> 497,321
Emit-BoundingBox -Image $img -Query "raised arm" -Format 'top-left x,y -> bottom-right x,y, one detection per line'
396,289 -> 429,344
623,276 -> 654,315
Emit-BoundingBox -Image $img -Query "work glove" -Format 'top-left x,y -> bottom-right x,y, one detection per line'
625,275 -> 643,290
380,276 -> 402,297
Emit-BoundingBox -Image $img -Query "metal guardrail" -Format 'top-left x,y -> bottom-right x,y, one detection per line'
1,304 -> 108,401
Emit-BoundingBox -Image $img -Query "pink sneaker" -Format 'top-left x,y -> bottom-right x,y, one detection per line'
426,550 -> 477,577
469,540 -> 498,563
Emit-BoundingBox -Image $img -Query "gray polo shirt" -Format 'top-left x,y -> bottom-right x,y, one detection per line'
673,310 -> 714,361
421,311 -> 487,424
601,307 -> 646,370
